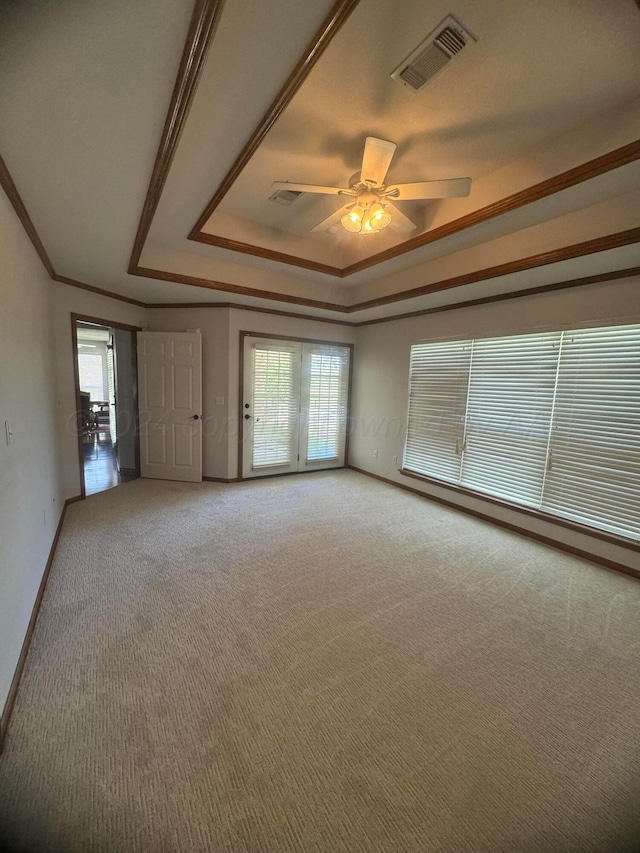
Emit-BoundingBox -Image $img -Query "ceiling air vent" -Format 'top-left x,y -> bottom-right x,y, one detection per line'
391,15 -> 477,93
269,189 -> 303,206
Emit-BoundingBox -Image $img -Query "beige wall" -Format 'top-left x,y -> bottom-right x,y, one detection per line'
350,278 -> 640,573
51,282 -> 146,498
147,307 -> 356,479
0,188 -> 63,717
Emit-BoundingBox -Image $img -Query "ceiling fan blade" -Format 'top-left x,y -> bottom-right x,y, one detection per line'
386,202 -> 418,234
361,137 -> 397,186
310,204 -> 352,233
271,181 -> 350,196
388,178 -> 472,200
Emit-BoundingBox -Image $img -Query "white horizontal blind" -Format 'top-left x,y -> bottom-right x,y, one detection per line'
78,353 -> 105,401
404,340 -> 471,483
404,323 -> 640,541
251,344 -> 299,470
305,346 -> 349,463
542,325 -> 640,538
461,332 -> 561,506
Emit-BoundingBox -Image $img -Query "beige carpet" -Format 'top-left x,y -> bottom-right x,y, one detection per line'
1,470 -> 640,852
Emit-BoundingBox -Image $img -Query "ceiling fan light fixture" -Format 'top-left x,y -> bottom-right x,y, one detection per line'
369,202 -> 392,230
341,204 -> 365,233
274,135 -> 470,237
340,201 -> 391,234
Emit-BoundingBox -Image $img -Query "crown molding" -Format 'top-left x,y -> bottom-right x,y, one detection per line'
0,152 -> 55,277
132,0 -> 640,290
1,151 -> 147,307
4,144 -> 638,325
189,121 -> 640,278
52,274 -> 147,307
351,266 -> 640,326
145,300 -> 356,326
187,233 -> 344,276
188,0 -> 362,238
132,264 -> 350,311
130,226 -> 640,313
128,0 -> 227,272
349,226 -> 640,311
143,264 -> 640,327
342,139 -> 640,276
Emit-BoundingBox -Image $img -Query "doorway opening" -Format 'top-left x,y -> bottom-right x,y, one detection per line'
239,332 -> 353,480
72,314 -> 142,498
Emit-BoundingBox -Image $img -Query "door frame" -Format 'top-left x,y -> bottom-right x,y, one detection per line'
238,331 -> 354,482
71,313 -> 143,499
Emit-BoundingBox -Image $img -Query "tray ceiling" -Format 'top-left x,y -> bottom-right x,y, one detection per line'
0,0 -> 639,319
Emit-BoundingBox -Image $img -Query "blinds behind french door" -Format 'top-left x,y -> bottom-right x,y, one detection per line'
251,344 -> 299,470
305,347 -> 350,464
404,323 -> 640,540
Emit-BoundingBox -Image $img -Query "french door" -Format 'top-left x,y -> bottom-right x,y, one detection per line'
242,336 -> 351,479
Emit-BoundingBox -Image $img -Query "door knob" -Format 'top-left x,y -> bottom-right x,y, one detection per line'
190,414 -> 200,420
244,414 -> 251,419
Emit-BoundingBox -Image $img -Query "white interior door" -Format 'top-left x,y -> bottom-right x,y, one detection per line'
137,331 -> 202,482
242,336 -> 350,479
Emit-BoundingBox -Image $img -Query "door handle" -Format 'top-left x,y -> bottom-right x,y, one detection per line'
244,414 -> 251,419
190,414 -> 201,420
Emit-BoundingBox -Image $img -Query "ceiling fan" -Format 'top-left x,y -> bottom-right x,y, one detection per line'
272,137 -> 471,235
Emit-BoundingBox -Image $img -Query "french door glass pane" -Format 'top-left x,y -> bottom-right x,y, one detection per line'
252,347 -> 298,469
306,348 -> 349,463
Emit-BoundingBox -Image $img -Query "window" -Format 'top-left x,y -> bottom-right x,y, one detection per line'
78,352 -> 105,401
404,323 -> 640,540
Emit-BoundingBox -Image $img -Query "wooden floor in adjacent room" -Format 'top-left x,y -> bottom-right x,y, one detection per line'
1,470 -> 639,852
83,430 -> 135,496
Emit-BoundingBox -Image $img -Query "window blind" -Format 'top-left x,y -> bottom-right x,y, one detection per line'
305,347 -> 349,463
78,353 -> 105,401
404,323 -> 640,541
251,344 -> 299,470
542,325 -> 640,539
405,339 -> 470,483
461,332 -> 560,506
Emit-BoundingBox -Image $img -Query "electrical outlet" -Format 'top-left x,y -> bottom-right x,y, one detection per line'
373,449 -> 379,459
392,455 -> 398,465
216,396 -> 225,406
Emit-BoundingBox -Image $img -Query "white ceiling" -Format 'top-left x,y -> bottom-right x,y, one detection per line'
0,0 -> 639,318
205,0 -> 640,266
